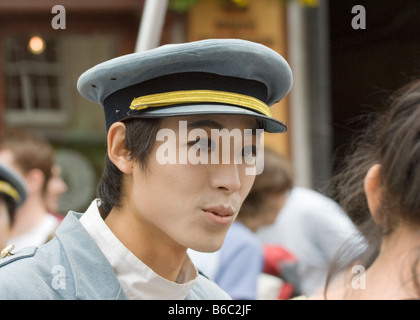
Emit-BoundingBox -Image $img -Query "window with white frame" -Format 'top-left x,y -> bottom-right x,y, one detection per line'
3,36 -> 71,126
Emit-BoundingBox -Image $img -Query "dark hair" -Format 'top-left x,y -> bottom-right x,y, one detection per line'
0,128 -> 54,193
239,147 -> 294,218
96,118 -> 161,216
0,195 -> 18,227
326,79 -> 420,297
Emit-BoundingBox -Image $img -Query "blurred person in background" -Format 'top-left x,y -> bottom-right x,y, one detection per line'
0,163 -> 27,250
257,186 -> 362,297
0,128 -> 60,251
44,163 -> 68,242
189,147 -> 294,299
322,78 -> 420,299
45,163 -> 68,216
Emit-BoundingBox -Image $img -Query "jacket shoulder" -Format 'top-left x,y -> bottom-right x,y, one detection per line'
0,245 -> 37,268
0,239 -> 74,299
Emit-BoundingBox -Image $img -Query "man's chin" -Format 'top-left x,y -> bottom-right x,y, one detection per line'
188,241 -> 224,253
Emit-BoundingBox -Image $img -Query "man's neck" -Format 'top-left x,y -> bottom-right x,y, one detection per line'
104,206 -> 188,282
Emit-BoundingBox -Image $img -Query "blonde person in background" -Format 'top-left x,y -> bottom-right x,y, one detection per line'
44,163 -> 68,242
45,163 -> 68,216
0,128 -> 60,251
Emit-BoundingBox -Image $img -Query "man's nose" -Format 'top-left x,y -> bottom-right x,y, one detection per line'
209,162 -> 242,193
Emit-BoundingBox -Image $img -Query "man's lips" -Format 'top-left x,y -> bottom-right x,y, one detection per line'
202,205 -> 235,217
202,205 -> 235,226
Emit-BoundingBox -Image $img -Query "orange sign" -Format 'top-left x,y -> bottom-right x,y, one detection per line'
188,0 -> 290,156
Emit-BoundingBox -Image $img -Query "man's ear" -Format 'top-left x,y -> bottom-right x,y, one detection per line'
25,168 -> 45,194
107,122 -> 133,174
364,164 -> 383,225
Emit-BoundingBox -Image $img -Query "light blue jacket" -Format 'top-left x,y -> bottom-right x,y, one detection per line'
0,212 -> 231,300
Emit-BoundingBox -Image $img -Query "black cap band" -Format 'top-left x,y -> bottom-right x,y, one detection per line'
103,72 -> 268,131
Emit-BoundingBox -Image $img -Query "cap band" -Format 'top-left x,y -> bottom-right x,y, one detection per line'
0,181 -> 20,203
130,90 -> 273,118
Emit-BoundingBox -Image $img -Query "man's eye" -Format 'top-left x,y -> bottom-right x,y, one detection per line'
188,138 -> 215,152
242,145 -> 257,160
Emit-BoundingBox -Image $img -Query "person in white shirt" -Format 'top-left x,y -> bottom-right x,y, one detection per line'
0,128 -> 60,251
257,186 -> 362,297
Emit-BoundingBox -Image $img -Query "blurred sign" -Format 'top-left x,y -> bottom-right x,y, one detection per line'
187,0 -> 290,156
188,0 -> 286,53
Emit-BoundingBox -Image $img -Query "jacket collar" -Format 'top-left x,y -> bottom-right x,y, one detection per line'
55,211 -> 126,300
79,200 -> 198,300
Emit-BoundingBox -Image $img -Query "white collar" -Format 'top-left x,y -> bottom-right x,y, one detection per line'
80,199 -> 198,300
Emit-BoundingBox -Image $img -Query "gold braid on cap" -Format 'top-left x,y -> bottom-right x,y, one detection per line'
130,90 -> 272,117
0,181 -> 20,203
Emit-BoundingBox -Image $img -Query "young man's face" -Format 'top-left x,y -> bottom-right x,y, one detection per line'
124,114 -> 261,253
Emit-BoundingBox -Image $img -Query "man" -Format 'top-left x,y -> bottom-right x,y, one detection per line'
0,129 -> 61,251
0,39 -> 292,299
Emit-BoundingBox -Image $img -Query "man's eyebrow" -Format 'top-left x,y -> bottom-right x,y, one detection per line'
187,119 -> 224,130
187,119 -> 260,134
